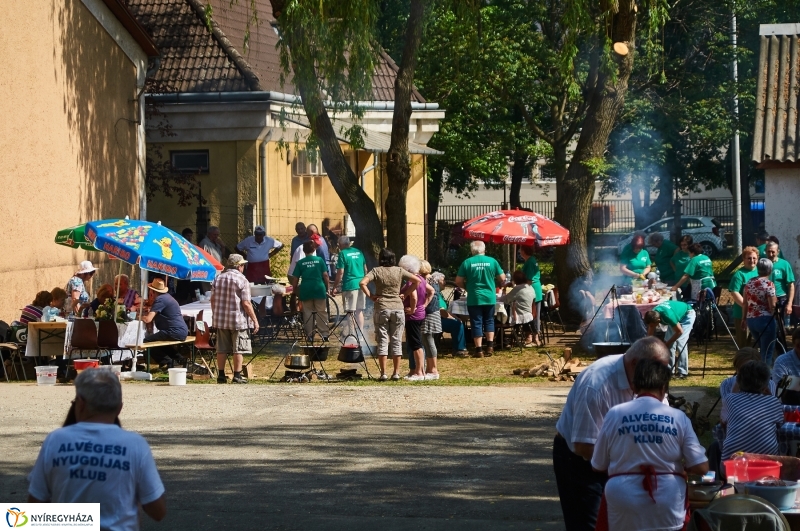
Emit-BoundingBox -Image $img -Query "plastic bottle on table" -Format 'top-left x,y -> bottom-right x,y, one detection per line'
732,452 -> 749,484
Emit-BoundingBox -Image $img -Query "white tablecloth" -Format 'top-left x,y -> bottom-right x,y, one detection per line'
180,297 -> 270,328
448,300 -> 507,324
25,320 -> 147,361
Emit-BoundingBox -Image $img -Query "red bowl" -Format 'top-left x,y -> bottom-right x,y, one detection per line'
73,359 -> 100,372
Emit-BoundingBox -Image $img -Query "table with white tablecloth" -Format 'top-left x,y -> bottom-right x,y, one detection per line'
25,320 -> 148,362
180,296 -> 270,328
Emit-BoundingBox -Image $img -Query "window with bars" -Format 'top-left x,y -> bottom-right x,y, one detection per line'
292,149 -> 326,177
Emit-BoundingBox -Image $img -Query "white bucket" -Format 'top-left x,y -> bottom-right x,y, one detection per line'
34,366 -> 58,386
168,368 -> 187,386
99,365 -> 123,378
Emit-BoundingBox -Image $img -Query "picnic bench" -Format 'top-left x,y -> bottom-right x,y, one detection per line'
126,336 -> 195,371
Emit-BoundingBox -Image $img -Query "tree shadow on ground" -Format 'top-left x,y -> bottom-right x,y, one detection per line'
142,412 -> 563,530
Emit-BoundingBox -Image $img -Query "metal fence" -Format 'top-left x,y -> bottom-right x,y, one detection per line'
436,198 -> 764,234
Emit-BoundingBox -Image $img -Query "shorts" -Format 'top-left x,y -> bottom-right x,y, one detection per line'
405,319 -> 424,350
342,290 -> 366,312
215,329 -> 252,354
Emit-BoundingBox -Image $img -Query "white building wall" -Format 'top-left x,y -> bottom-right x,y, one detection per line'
765,168 -> 800,274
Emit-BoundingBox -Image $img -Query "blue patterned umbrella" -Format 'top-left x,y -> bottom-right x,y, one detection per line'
85,219 -> 217,281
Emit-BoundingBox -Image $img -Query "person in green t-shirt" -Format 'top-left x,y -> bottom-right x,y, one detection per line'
672,243 -> 715,299
729,247 -> 760,348
291,241 -> 330,341
455,241 -> 506,357
335,236 -> 369,330
765,241 -> 795,330
756,232 -> 784,259
619,233 -> 652,282
644,301 -> 696,378
647,233 -> 678,283
519,245 -> 543,347
670,236 -> 693,299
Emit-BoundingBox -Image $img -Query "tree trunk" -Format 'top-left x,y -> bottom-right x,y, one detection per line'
385,0 -> 426,257
271,1 -> 384,265
553,1 -> 638,324
509,148 -> 528,209
633,176 -> 672,228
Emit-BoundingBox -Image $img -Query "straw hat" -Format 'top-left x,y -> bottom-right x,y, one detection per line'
75,260 -> 97,275
148,278 -> 169,294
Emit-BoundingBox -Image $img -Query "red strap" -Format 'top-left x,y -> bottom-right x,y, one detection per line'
640,465 -> 658,503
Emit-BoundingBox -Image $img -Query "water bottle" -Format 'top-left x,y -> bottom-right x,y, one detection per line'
655,269 -> 660,283
732,453 -> 748,484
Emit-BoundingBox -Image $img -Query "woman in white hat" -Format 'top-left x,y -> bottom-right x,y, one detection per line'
66,260 -> 96,316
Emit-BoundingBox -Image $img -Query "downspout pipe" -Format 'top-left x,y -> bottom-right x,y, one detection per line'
260,130 -> 273,232
146,91 -> 440,110
360,151 -> 378,190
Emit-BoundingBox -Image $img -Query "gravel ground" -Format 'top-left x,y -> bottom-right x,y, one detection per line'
0,383 -> 573,530
0,382 -> 710,530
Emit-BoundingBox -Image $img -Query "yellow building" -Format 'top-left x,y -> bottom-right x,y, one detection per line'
0,0 -> 158,320
128,0 -> 443,273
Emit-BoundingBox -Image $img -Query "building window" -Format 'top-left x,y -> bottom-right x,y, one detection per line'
292,149 -> 326,176
170,150 -> 210,173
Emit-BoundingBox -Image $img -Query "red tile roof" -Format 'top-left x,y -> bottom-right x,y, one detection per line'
125,0 -> 424,101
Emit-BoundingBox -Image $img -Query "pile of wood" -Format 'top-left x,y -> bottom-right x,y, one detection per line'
512,348 -> 586,381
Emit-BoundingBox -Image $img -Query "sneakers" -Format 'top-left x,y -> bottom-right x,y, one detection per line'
404,374 -> 425,381
378,374 -> 389,382
231,375 -> 248,384
454,350 -> 469,358
424,373 -> 440,380
390,373 -> 401,381
217,374 -> 228,384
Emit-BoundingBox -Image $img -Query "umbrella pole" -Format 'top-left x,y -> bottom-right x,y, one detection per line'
114,260 -> 122,323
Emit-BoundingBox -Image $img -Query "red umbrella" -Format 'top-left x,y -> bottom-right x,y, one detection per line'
194,244 -> 224,271
461,209 -> 570,247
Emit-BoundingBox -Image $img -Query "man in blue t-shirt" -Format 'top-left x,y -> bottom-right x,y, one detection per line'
141,277 -> 189,368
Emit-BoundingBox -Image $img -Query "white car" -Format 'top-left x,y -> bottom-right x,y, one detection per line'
616,216 -> 726,258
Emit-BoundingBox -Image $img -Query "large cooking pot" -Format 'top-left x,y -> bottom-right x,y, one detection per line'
338,335 -> 364,363
284,354 -> 311,370
301,345 -> 329,361
592,342 -> 631,357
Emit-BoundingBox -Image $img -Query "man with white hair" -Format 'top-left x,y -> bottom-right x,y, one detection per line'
455,241 -> 505,357
27,369 -> 166,530
553,337 -> 671,531
335,236 -> 368,330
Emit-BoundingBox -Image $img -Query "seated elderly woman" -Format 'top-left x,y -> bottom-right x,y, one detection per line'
707,348 -> 776,473
114,274 -> 142,311
20,291 -> 53,324
772,327 -> 800,404
84,284 -> 115,318
498,270 -> 536,345
721,360 -> 784,461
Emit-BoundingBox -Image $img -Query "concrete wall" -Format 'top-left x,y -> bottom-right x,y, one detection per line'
0,0 -> 142,321
765,168 -> 800,278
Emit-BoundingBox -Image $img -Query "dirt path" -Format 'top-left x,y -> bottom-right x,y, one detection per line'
0,383 -> 710,530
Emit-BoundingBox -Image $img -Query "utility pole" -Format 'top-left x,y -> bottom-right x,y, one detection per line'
731,3 -> 743,254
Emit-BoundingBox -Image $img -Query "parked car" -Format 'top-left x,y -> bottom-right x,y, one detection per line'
616,216 -> 726,258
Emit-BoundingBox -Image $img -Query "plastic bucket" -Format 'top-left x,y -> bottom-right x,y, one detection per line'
723,459 -> 782,482
168,368 -> 187,386
99,365 -> 122,377
73,359 -> 99,374
34,366 -> 58,386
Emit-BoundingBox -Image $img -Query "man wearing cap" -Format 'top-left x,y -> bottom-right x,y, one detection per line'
210,254 -> 259,384
141,278 -> 189,368
236,226 -> 283,284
